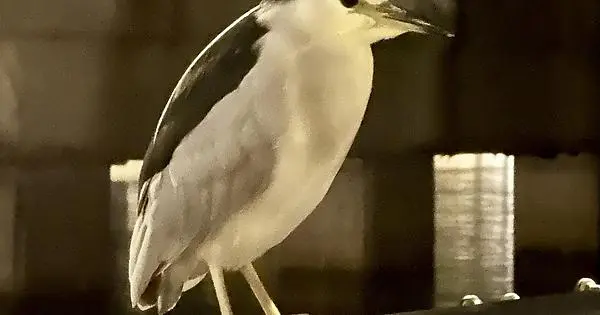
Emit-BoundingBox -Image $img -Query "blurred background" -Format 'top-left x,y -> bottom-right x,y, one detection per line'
0,0 -> 599,314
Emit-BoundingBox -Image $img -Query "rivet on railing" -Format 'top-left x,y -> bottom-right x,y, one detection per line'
460,294 -> 483,306
500,292 -> 520,301
575,278 -> 600,293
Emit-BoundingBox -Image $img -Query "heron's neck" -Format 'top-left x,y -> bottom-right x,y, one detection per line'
249,18 -> 374,158
256,0 -> 366,43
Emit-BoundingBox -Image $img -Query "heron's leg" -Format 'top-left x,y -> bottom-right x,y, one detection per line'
240,264 -> 281,315
209,265 -> 233,315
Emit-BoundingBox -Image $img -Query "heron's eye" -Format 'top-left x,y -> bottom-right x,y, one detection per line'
340,0 -> 359,8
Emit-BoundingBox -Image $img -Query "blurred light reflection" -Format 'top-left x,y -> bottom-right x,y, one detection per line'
434,153 -> 515,307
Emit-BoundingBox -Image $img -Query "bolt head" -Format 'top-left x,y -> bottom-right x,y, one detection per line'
575,278 -> 598,292
461,294 -> 483,306
501,293 -> 520,301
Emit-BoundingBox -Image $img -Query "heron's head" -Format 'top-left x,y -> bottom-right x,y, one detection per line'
257,0 -> 453,43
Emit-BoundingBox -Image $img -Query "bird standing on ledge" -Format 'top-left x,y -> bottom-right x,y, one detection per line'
128,0 -> 452,314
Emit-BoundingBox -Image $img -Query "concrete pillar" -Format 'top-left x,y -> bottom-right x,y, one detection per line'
597,158 -> 600,279
514,154 -> 599,296
0,167 -> 17,314
14,163 -> 115,314
0,18 -> 20,314
363,154 -> 435,314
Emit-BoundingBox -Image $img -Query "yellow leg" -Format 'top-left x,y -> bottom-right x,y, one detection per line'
240,264 -> 281,315
209,265 -> 233,315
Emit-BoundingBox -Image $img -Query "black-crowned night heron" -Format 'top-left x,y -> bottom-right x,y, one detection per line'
128,0 -> 452,314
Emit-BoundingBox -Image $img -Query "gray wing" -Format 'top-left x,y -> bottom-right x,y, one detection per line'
136,5 -> 266,216
128,89 -> 277,306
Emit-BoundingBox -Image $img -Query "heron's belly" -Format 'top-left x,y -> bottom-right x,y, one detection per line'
199,154 -> 344,270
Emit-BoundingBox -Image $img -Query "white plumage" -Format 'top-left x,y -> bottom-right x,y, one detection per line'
128,0 -> 450,314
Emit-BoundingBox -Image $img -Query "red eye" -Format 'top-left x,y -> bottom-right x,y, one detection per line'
340,0 -> 359,8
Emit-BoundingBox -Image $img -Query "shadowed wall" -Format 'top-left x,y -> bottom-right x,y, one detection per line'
0,0 -> 599,314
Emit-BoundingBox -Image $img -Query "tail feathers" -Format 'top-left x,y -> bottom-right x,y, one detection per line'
135,260 -> 208,314
137,276 -> 160,311
156,261 -> 208,314
134,268 -> 183,315
134,267 -> 184,315
157,271 -> 185,315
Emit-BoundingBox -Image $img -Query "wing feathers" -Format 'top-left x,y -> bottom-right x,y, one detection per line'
129,92 -> 278,310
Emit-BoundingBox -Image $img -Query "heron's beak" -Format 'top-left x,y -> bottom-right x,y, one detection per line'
354,0 -> 454,37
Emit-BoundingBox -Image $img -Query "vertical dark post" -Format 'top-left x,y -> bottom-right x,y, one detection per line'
514,156 -> 599,297
597,157 -> 600,280
0,1 -> 120,313
363,153 -> 435,314
0,166 -> 17,314
14,161 -> 115,315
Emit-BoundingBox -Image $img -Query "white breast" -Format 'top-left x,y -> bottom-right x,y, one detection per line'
198,36 -> 375,270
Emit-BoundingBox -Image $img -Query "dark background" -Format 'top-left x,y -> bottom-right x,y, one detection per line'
0,0 -> 598,314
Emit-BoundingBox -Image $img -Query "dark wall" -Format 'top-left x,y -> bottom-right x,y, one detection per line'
440,0 -> 600,156
1,0 -> 599,314
98,0 -> 600,160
